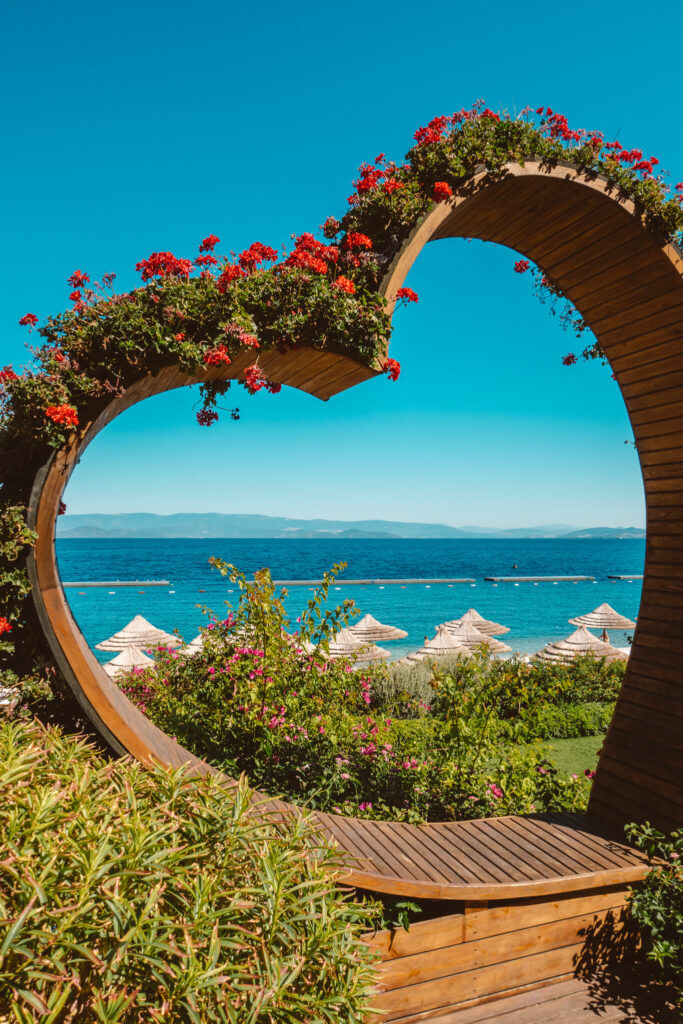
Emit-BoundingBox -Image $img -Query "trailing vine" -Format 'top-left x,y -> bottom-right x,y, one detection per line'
2,101 -> 681,712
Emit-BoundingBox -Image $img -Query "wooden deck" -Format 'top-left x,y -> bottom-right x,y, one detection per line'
414,976 -> 678,1023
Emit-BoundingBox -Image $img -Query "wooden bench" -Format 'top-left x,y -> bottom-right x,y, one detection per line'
25,160 -> 683,1020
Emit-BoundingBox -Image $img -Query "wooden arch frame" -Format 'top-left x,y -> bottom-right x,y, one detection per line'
27,158 -> 683,887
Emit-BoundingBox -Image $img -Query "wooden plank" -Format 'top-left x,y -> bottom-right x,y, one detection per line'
376,907 -> 629,994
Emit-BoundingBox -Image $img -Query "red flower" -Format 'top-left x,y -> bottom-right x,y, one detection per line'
514,259 -> 530,274
383,178 -> 404,194
69,290 -> 82,302
240,333 -> 259,348
19,313 -> 38,327
196,409 -> 219,426
204,345 -> 232,367
383,358 -> 401,381
0,366 -> 18,384
343,232 -> 372,251
67,270 -> 90,288
0,617 -> 12,636
536,107 -> 544,115
244,363 -> 265,392
334,276 -> 355,295
49,348 -> 65,363
414,114 -> 450,146
354,163 -> 384,193
135,252 -> 194,281
562,353 -> 577,366
238,242 -> 278,270
174,332 -> 186,341
396,287 -> 418,303
45,404 -> 79,428
264,381 -> 281,394
285,249 -> 328,274
58,501 -> 67,515
323,216 -> 340,237
199,234 -> 220,252
217,265 -> 245,291
432,181 -> 453,202
195,254 -> 218,267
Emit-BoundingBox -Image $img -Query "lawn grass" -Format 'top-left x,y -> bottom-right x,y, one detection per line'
542,734 -> 605,776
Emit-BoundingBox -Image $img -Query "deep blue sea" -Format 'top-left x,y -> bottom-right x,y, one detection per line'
56,538 -> 645,663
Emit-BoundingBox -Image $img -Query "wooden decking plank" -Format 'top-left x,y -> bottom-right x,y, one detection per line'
384,822 -> 482,884
469,819 -> 562,880
531,816 -> 638,870
433,822 -> 528,883
410,977 -> 587,1023
493,817 -> 604,876
343,818 -> 434,881
374,823 -> 459,884
417,827 -> 495,886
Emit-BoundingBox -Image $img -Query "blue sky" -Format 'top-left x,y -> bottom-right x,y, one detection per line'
3,0 -> 680,528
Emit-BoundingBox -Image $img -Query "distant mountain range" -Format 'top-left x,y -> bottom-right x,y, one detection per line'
55,513 -> 646,541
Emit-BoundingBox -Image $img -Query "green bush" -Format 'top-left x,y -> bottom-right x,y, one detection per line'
626,822 -> 683,999
0,720 -> 378,1023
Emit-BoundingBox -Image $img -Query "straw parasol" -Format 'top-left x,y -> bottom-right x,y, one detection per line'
102,645 -> 154,678
185,633 -> 204,656
533,625 -> 628,664
402,625 -> 471,663
96,614 -> 180,652
348,613 -> 408,642
324,627 -> 390,663
568,603 -> 636,642
442,620 -> 512,654
443,608 -> 510,636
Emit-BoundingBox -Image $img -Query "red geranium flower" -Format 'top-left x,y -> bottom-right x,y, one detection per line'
196,254 -> 218,267
196,409 -> 219,426
514,259 -> 530,274
432,181 -> 453,202
69,290 -> 82,302
562,353 -> 577,366
383,178 -> 404,194
58,501 -> 67,515
19,313 -> 38,327
217,265 -> 245,291
396,287 -> 418,303
0,366 -> 18,384
244,364 -> 265,392
135,252 -> 194,281
238,242 -> 278,270
383,358 -> 401,381
199,234 -> 220,252
67,270 -> 90,288
334,276 -> 355,295
0,617 -> 12,636
343,232 -> 372,250
174,333 -> 186,341
45,404 -> 79,428
204,345 -> 232,367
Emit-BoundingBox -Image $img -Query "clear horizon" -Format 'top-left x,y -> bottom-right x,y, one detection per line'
3,0 -> 676,531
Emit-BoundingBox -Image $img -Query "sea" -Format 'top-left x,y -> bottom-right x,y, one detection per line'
56,538 -> 645,664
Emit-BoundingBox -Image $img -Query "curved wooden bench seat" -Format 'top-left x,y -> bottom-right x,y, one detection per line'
25,158 -> 682,1019
318,811 -> 649,901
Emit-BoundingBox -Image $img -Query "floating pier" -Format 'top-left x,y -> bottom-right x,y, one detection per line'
63,580 -> 170,588
272,577 -> 476,586
608,574 -> 643,580
484,575 -> 594,583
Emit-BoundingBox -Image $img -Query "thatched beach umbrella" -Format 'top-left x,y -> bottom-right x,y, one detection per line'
534,625 -> 627,664
96,614 -> 180,652
348,613 -> 408,642
325,627 -> 390,663
443,608 -> 510,636
568,603 -> 636,642
103,645 -> 154,678
403,625 -> 470,663
442,620 -> 512,654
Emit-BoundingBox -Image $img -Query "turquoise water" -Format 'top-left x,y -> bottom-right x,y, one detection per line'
56,538 -> 644,663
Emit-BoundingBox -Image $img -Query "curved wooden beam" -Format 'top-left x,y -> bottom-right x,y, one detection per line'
27,161 -> 683,904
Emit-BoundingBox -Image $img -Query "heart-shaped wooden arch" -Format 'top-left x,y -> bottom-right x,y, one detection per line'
27,161 -> 683,906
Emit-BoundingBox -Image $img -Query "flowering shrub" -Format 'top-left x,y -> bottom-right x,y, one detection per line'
0,719 -> 378,1023
114,562 -> 596,824
626,822 -> 683,999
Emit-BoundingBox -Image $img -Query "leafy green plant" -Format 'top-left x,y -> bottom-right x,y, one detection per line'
0,719 -> 378,1023
626,822 -> 683,999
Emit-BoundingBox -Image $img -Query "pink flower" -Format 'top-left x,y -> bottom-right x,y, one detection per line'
359,802 -> 372,812
488,784 -> 503,799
